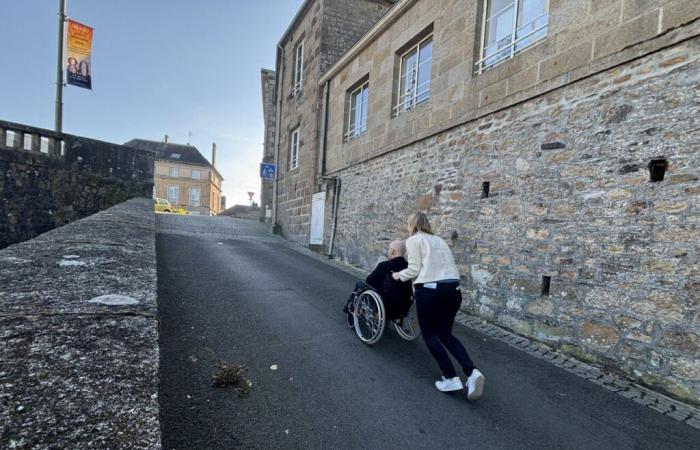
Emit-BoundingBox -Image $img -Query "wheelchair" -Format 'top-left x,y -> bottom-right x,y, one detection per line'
345,288 -> 421,345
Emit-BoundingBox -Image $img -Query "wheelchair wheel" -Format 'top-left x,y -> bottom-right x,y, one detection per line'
394,300 -> 421,341
353,290 -> 386,345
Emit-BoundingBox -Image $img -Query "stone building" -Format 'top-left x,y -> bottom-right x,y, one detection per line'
127,138 -> 223,216
264,0 -> 700,404
260,69 -> 277,221
264,0 -> 397,241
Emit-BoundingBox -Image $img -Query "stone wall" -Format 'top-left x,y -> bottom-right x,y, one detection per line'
0,120 -> 155,249
332,37 -> 700,405
0,198 -> 160,448
320,0 -> 395,74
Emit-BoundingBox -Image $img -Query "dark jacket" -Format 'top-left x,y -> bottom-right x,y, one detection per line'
366,257 -> 412,318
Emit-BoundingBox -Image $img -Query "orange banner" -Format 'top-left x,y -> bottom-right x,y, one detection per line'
65,19 -> 93,89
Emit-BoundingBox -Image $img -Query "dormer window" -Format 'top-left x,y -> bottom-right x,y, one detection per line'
171,153 -> 181,159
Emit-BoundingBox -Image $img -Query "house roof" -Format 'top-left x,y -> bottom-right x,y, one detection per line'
125,138 -> 223,179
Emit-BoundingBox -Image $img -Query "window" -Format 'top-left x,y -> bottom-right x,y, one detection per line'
169,166 -> 179,177
189,187 -> 201,207
394,36 -> 433,115
289,128 -> 299,170
170,153 -> 181,159
167,185 -> 179,204
191,169 -> 201,179
345,81 -> 369,141
476,0 -> 549,72
293,40 -> 304,96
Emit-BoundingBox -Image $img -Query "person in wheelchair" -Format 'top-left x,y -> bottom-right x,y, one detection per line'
344,240 -> 413,326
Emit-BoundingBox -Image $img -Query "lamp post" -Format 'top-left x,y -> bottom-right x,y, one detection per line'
55,0 -> 66,133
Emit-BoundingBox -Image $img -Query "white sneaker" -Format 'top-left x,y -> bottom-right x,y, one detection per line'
466,369 -> 485,400
435,376 -> 463,392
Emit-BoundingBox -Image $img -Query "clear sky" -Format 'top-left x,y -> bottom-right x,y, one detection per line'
0,0 -> 304,207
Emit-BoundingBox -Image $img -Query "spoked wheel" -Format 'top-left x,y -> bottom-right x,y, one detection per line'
394,300 -> 421,341
353,290 -> 386,345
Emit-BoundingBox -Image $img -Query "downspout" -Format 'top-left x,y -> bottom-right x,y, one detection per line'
317,79 -> 340,258
317,80 -> 330,182
328,176 -> 341,258
272,44 -> 285,233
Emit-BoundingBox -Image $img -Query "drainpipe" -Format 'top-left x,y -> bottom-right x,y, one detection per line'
272,44 -> 285,233
317,80 -> 330,183
320,175 -> 341,258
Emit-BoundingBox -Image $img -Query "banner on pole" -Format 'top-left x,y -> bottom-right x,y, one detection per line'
65,20 -> 93,90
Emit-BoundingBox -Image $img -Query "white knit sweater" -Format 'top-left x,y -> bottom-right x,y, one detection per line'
398,232 -> 460,284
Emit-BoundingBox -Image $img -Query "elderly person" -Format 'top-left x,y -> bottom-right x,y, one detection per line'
392,212 -> 485,400
344,240 -> 413,325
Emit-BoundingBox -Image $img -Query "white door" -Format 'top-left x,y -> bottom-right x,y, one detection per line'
310,192 -> 326,245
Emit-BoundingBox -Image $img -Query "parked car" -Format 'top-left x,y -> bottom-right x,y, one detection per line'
153,198 -> 174,213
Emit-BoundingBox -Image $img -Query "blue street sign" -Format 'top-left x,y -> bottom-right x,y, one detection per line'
260,163 -> 276,180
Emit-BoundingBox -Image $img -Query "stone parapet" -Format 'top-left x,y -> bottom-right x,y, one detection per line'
0,198 -> 160,448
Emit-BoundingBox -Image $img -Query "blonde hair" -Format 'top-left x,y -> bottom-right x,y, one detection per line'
407,212 -> 433,236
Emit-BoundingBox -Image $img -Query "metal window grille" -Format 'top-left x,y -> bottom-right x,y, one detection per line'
293,41 -> 304,96
289,128 -> 299,170
393,36 -> 433,116
345,81 -> 369,141
475,0 -> 549,73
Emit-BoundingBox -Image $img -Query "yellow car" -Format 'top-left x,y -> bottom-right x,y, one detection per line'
153,198 -> 174,213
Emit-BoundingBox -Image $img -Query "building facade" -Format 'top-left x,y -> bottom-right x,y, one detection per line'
265,0 -> 396,242
265,0 -> 700,404
128,138 -> 223,216
260,69 -> 277,221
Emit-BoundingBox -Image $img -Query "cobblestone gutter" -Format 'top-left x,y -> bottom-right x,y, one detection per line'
0,198 -> 160,449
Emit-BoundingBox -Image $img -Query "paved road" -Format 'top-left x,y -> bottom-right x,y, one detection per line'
156,214 -> 699,449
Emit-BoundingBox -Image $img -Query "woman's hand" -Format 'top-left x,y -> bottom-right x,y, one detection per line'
391,272 -> 401,281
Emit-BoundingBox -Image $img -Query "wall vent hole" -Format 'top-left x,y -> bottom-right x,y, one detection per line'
541,276 -> 551,296
481,182 -> 490,199
648,159 -> 667,182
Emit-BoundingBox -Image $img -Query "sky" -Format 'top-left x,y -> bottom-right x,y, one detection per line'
0,0 -> 304,207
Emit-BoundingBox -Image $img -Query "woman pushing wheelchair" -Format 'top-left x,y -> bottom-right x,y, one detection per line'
391,212 -> 485,400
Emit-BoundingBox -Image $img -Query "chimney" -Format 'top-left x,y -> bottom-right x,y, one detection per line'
164,134 -> 169,144
211,143 -> 217,167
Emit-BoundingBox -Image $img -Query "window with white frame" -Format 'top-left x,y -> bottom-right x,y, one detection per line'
169,166 -> 179,177
289,128 -> 299,170
476,0 -> 549,72
189,187 -> 201,207
191,169 -> 201,179
167,185 -> 179,204
394,36 -> 433,116
293,40 -> 304,96
345,80 -> 369,141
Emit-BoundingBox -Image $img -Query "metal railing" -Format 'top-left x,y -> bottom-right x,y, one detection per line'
475,10 -> 549,73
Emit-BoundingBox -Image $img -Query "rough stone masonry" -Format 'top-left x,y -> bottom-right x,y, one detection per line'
0,198 -> 160,449
333,35 -> 700,405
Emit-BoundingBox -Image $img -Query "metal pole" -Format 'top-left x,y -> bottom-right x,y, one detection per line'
55,0 -> 66,133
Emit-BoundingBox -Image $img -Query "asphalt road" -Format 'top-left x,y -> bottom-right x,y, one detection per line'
156,214 -> 700,449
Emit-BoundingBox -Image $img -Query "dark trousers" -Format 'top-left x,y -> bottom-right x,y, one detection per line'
415,284 -> 475,379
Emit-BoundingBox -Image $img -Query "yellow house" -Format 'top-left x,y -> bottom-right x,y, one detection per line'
126,138 -> 223,216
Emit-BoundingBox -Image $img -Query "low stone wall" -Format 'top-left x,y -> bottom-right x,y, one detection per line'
0,198 -> 160,448
331,37 -> 700,404
0,120 -> 155,249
